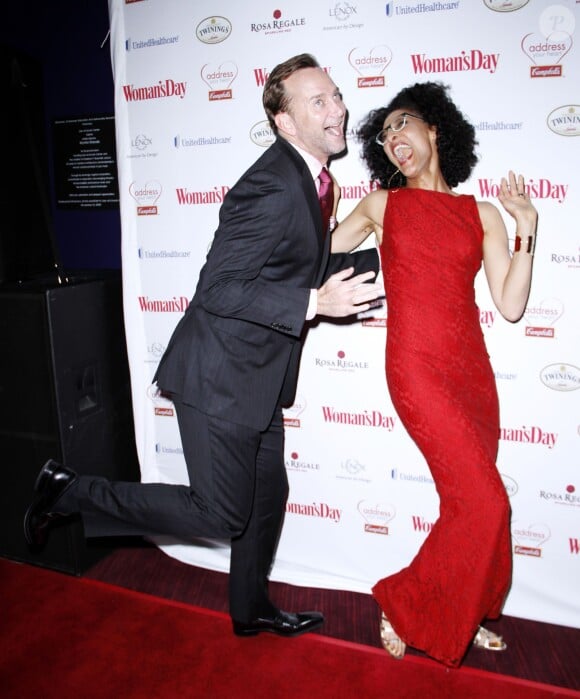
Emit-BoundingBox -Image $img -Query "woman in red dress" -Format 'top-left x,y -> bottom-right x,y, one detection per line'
331,82 -> 537,667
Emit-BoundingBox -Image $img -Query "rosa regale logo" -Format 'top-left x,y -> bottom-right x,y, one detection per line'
250,120 -> 275,147
348,45 -> 392,83
196,16 -> 232,44
540,363 -> 580,391
483,0 -> 529,11
129,180 -> 162,205
547,106 -> 580,136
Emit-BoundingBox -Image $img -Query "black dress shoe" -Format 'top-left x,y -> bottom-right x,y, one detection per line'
232,610 -> 324,638
24,459 -> 78,548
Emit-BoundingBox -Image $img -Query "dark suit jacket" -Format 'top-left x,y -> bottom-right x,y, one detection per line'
154,137 -> 378,431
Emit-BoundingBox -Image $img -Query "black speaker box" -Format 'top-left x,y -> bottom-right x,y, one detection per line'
0,273 -> 140,573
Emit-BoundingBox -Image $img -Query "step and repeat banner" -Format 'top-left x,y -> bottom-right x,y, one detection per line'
108,0 -> 579,628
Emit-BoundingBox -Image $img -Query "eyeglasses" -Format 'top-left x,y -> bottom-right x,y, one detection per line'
375,113 -> 426,146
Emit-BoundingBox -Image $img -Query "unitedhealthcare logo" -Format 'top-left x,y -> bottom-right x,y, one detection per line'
125,35 -> 180,51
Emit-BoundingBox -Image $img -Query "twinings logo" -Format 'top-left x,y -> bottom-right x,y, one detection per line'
322,407 -> 396,429
410,49 -> 499,75
201,61 -> 237,101
175,186 -> 230,205
315,350 -> 369,372
512,521 -> 550,558
547,106 -> 580,136
283,395 -> 306,428
250,10 -> 306,35
196,16 -> 232,44
138,296 -> 189,313
122,79 -> 186,102
285,451 -> 320,473
501,474 -> 519,497
250,120 -> 275,148
540,363 -> 580,392
358,500 -> 395,535
483,0 -> 529,11
348,45 -> 392,87
478,177 -> 568,203
286,501 -> 341,522
500,425 -> 557,449
539,484 -> 580,507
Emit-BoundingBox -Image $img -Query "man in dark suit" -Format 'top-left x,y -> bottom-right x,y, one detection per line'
25,54 -> 381,637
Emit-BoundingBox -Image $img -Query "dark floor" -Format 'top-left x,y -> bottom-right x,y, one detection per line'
84,541 -> 580,692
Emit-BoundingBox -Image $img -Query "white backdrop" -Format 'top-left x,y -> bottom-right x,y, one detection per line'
108,0 -> 580,628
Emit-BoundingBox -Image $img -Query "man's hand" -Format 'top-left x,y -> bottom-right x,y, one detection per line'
316,267 -> 383,318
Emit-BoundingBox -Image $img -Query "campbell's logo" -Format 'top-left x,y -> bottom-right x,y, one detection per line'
175,185 -> 230,205
283,394 -> 306,428
547,106 -> 580,136
500,425 -> 557,449
201,61 -> 238,101
512,521 -> 550,557
250,120 -> 275,148
250,9 -> 306,34
483,0 -> 529,11
358,500 -> 395,535
348,45 -> 392,87
524,298 -> 563,338
138,296 -> 189,313
539,484 -> 580,507
314,349 -> 369,372
196,16 -> 232,44
540,364 -> 580,392
129,180 -> 161,215
478,177 -> 568,203
286,501 -> 341,522
285,451 -> 320,473
122,79 -> 186,102
501,474 -> 519,497
411,49 -> 499,75
322,406 -> 396,429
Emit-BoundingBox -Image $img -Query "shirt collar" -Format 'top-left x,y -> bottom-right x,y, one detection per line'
287,142 -> 327,181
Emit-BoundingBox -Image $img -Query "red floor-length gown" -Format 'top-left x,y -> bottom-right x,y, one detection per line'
373,188 -> 512,667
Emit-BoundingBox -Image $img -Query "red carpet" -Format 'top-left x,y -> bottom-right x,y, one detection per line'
1,558 -> 578,698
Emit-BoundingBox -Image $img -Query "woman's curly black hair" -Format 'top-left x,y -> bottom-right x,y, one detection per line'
356,82 -> 478,189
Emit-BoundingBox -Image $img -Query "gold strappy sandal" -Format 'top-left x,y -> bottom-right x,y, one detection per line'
473,625 -> 507,651
380,612 -> 406,660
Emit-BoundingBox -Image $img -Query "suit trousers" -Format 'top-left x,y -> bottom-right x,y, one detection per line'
61,398 -> 289,621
